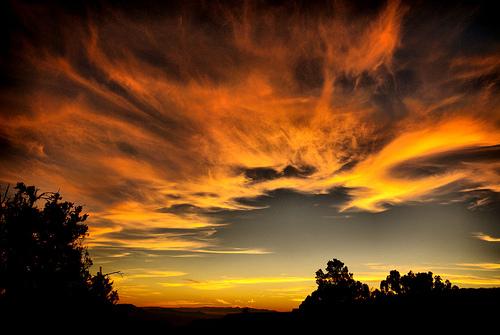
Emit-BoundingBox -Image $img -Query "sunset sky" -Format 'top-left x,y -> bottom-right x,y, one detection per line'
1,0 -> 499,310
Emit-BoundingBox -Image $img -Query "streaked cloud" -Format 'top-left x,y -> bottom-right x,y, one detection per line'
122,270 -> 187,279
161,277 -> 312,290
457,263 -> 500,270
473,232 -> 500,242
194,248 -> 272,255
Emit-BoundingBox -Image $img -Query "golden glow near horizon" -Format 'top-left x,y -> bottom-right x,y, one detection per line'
1,1 -> 500,310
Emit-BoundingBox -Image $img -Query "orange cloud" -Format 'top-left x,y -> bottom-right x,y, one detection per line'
1,0 -> 499,309
2,0 -> 499,249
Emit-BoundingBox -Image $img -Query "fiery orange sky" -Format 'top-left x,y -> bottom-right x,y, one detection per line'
1,0 -> 499,310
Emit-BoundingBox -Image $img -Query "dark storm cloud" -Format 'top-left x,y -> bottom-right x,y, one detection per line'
232,187 -> 352,209
294,57 -> 325,92
240,165 -> 317,183
0,135 -> 18,159
421,179 -> 500,211
334,160 -> 359,173
392,145 -> 500,179
84,179 -> 159,207
241,167 -> 281,183
157,203 -> 224,215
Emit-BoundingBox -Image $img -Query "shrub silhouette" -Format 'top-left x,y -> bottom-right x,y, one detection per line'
0,182 -> 117,309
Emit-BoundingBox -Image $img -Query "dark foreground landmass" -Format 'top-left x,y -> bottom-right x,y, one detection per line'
111,288 -> 500,334
112,305 -> 275,329
110,288 -> 500,333
6,287 -> 495,333
2,288 -> 499,333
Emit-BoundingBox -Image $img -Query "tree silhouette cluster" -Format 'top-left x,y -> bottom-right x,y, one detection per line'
377,269 -> 457,299
300,258 -> 460,312
0,183 -> 117,310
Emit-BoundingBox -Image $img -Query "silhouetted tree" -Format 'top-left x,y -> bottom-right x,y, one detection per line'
0,183 -> 118,309
89,269 -> 119,306
300,259 -> 370,312
380,270 -> 401,295
400,271 -> 431,295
